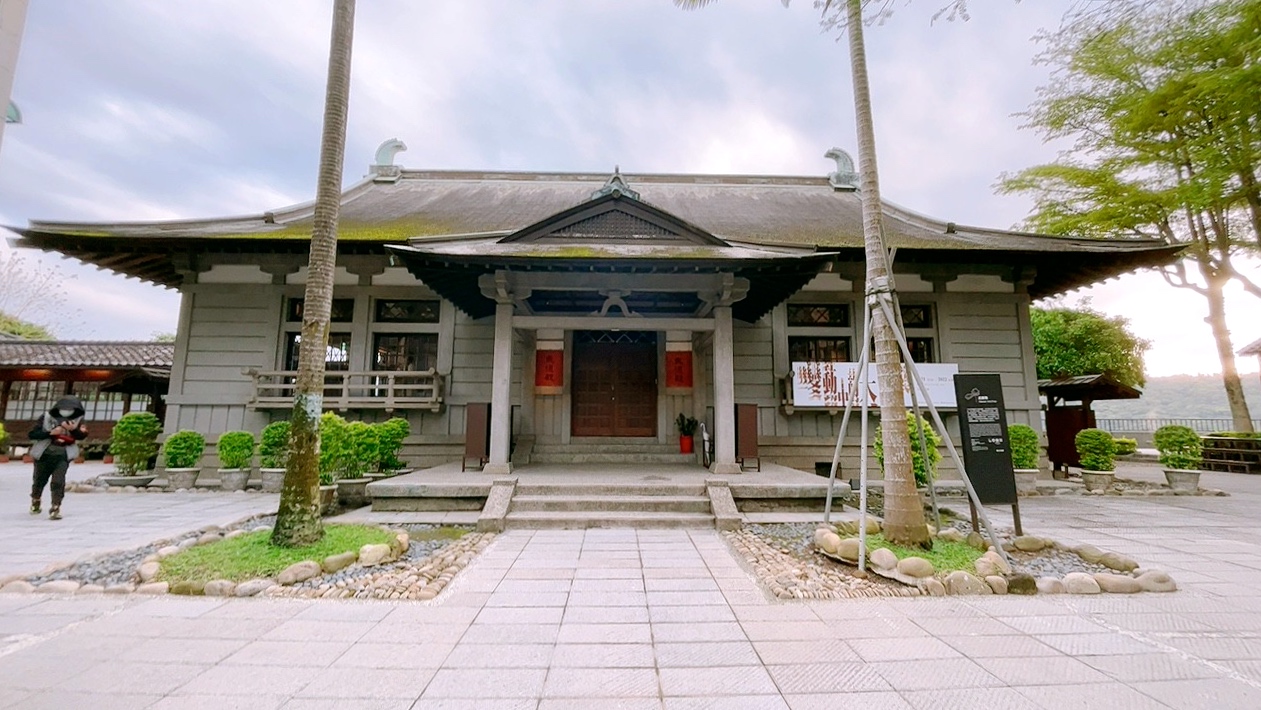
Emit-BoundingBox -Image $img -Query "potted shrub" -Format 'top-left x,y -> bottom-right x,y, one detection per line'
318,413 -> 347,514
875,412 -> 943,488
336,421 -> 380,508
215,430 -> 255,491
1154,424 -> 1203,491
163,430 -> 206,490
1074,428 -> 1116,491
372,417 -> 410,476
0,422 -> 9,464
1008,423 -> 1041,494
675,413 -> 699,454
258,420 -> 290,493
104,412 -> 162,486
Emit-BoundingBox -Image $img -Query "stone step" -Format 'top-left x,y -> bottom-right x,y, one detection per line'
503,510 -> 715,529
510,494 -> 712,514
530,452 -> 698,465
515,483 -> 707,496
531,444 -> 684,454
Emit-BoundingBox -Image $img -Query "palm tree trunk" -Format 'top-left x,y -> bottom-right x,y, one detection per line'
845,0 -> 929,546
272,0 -> 357,547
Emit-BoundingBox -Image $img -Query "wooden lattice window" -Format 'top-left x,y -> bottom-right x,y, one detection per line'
374,299 -> 440,324
788,337 -> 851,363
900,304 -> 932,328
787,304 -> 851,327
287,298 -> 355,323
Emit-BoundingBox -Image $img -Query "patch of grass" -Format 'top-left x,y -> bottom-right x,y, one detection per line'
863,533 -> 982,574
158,524 -> 396,584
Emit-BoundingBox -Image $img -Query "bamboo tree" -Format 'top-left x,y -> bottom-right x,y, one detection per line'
272,0 -> 357,547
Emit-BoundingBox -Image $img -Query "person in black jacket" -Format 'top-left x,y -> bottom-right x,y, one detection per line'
29,395 -> 88,520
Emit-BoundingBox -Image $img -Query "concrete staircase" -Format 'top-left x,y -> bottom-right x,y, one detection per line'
529,438 -> 697,466
504,481 -> 715,529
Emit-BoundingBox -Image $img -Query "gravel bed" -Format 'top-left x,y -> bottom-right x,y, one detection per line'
24,513 -> 277,587
289,525 -> 471,591
742,520 -> 1115,594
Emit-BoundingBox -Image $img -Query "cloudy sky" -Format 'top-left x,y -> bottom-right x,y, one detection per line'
0,0 -> 1257,377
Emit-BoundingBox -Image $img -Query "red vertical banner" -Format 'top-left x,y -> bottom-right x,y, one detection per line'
535,348 -> 564,393
665,350 -> 693,389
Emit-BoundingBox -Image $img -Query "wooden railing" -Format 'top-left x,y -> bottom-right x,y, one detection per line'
244,369 -> 443,412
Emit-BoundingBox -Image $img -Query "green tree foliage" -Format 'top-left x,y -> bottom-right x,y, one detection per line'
1031,305 -> 1150,388
1002,0 -> 1258,430
0,311 -> 53,340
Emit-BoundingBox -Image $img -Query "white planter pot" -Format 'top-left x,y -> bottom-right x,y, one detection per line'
1080,469 -> 1115,492
1013,469 -> 1040,495
166,467 -> 201,490
218,468 -> 250,491
1163,468 -> 1201,492
260,468 -> 286,493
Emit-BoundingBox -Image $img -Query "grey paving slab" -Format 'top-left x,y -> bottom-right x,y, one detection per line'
3,462 -> 1261,707
0,462 -> 277,578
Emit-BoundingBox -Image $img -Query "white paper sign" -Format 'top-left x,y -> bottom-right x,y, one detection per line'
791,362 -> 960,408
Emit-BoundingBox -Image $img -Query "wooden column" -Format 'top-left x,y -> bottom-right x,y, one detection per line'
710,305 -> 741,474
485,301 -> 515,474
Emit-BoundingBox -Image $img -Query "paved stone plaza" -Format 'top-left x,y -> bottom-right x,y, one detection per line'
2,460 -> 1261,708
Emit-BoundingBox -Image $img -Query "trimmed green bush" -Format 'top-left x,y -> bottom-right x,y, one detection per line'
373,417 -> 410,472
340,421 -> 380,479
1008,424 -> 1040,470
259,420 -> 291,468
319,412 -> 348,478
0,422 -> 9,451
1074,428 -> 1116,472
216,430 -> 256,469
110,412 -> 162,475
1153,425 -> 1202,471
1112,437 -> 1138,456
1208,431 -> 1261,439
162,430 -> 206,469
875,412 -> 943,487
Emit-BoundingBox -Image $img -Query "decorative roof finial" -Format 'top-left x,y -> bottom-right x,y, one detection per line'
591,166 -> 641,201
370,138 -> 408,182
824,147 -> 859,191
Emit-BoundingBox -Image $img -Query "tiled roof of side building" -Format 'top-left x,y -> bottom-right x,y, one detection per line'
0,341 -> 175,368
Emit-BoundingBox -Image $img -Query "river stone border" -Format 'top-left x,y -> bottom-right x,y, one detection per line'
263,531 -> 494,601
813,522 -> 1177,597
724,529 -> 920,600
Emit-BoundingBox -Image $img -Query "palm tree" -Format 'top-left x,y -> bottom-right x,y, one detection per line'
272,0 -> 357,547
678,0 -> 929,545
838,0 -> 928,546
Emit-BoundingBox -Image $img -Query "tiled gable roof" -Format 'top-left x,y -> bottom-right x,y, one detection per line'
0,341 -> 174,368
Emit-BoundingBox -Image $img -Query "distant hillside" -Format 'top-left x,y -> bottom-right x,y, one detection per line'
1093,374 -> 1261,422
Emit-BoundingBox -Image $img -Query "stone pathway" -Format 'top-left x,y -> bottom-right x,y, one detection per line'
2,461 -> 1261,707
0,461 -> 278,579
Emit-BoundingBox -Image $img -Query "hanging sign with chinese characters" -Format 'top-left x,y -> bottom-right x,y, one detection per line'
665,350 -> 693,389
534,341 -> 564,395
790,362 -> 960,408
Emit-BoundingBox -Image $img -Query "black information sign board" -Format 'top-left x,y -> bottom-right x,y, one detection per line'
953,373 -> 1017,505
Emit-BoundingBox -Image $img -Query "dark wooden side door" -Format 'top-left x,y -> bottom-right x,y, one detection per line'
571,332 -> 657,437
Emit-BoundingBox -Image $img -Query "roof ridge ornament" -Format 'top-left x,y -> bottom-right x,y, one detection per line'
590,166 -> 641,201
370,138 -> 407,182
825,147 -> 859,191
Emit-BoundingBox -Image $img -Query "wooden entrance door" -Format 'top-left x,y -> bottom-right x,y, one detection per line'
571,331 -> 657,437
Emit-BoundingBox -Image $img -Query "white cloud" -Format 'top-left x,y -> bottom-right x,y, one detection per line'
1,0 -> 1257,377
